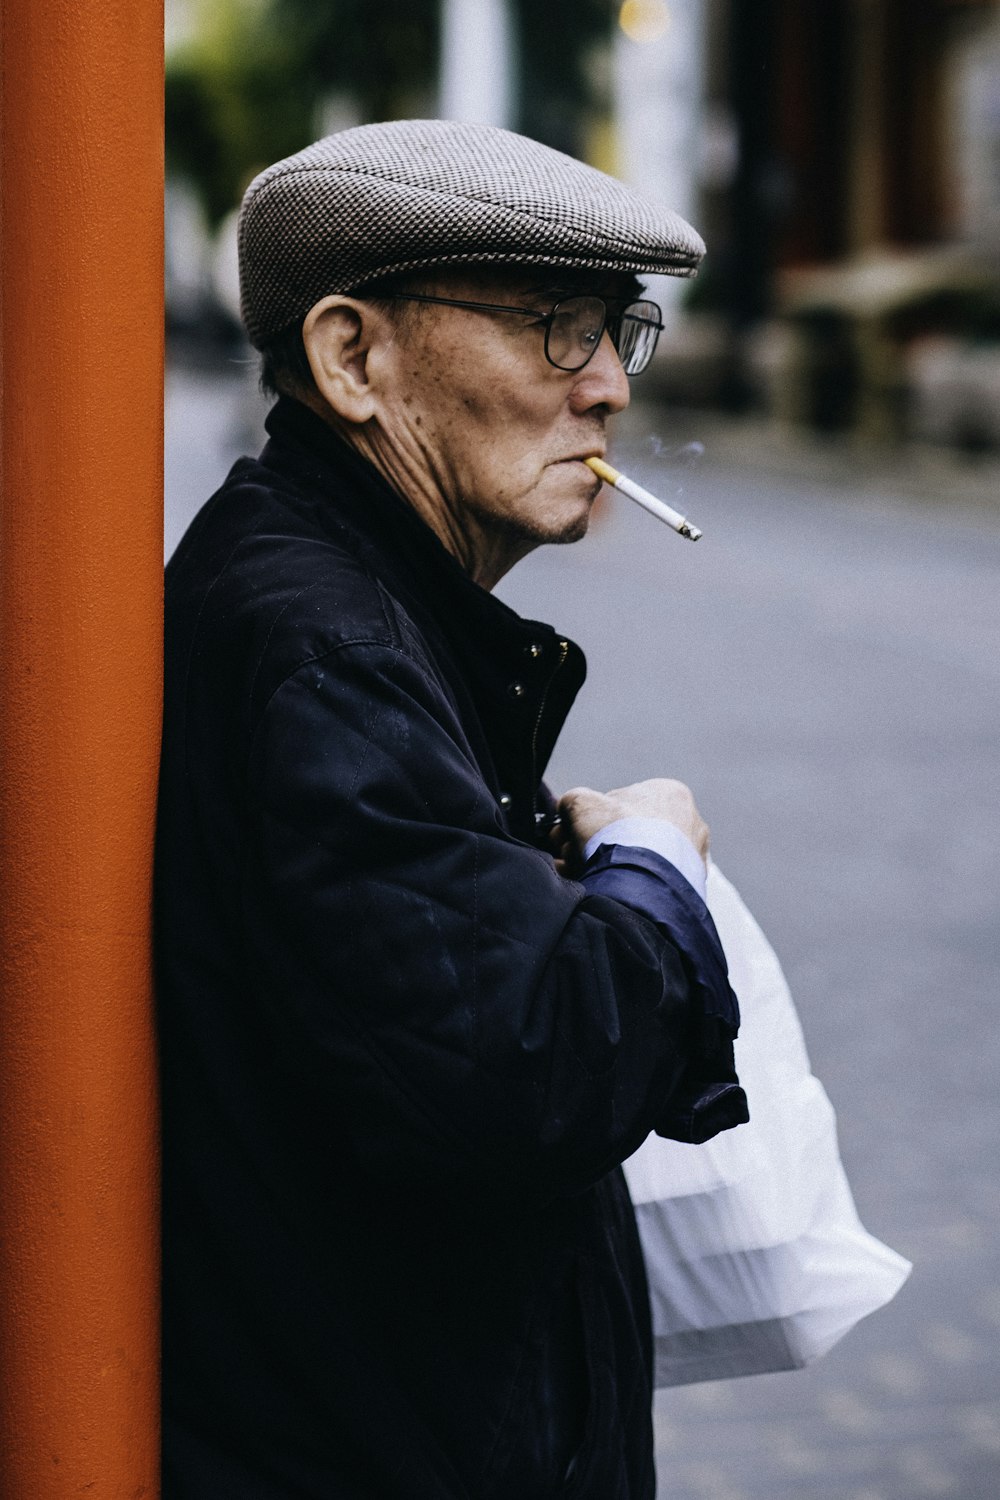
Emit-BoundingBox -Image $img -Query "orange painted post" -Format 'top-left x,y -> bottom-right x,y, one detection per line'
0,0 -> 163,1495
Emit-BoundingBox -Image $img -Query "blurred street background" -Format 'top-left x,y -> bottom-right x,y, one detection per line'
166,3 -> 1000,1496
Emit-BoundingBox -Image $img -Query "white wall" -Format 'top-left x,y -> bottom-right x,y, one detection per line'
614,0 -> 708,321
439,0 -> 515,128
952,8 -> 1000,248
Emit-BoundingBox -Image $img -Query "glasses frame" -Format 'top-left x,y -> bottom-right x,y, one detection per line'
384,290 -> 664,377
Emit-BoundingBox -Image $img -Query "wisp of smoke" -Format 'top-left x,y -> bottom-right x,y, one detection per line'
646,436 -> 706,466
641,436 -> 706,502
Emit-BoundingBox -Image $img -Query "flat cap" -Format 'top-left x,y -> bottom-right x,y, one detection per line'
238,117 -> 705,348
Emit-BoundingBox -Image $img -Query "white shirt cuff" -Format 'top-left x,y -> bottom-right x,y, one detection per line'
582,817 -> 707,902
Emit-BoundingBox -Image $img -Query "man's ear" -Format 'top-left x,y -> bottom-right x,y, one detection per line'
302,295 -> 384,424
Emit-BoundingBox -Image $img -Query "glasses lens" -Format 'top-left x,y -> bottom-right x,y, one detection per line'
613,300 -> 663,376
545,296 -> 607,371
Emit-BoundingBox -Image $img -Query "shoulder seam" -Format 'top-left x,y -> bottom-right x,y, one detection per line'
247,581 -> 327,713
249,637 -> 435,749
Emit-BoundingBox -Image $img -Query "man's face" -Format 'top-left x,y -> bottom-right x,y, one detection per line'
370,268 -> 638,584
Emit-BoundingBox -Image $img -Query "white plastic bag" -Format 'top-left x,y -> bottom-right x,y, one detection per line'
624,863 -> 911,1387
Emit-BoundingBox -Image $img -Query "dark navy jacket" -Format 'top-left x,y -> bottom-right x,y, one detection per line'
156,397 -> 746,1499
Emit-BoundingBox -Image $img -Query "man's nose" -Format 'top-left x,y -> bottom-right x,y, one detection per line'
569,330 -> 631,415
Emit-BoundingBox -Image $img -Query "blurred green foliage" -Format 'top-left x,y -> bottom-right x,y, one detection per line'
166,0 -> 614,227
166,1 -> 314,226
271,0 -> 441,121
166,0 -> 441,226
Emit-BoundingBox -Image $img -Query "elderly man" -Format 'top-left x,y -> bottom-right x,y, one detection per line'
157,119 -> 747,1499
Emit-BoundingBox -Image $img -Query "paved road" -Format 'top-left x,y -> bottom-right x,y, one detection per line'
167,365 -> 1000,1500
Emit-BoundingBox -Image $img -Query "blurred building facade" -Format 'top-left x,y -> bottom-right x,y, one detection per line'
165,0 -> 1000,447
673,0 -> 1000,445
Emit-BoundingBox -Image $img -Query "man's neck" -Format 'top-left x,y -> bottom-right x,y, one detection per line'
291,391 -> 532,591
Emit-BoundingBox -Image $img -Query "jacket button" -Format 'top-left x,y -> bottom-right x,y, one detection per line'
526,642 -> 543,659
507,681 -> 525,699
499,793 -> 512,809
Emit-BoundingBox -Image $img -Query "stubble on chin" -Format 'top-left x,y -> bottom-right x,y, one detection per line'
461,473 -> 597,580
548,510 -> 591,546
493,499 -> 592,553
521,468 -> 600,548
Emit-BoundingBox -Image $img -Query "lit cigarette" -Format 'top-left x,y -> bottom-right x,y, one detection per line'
585,456 -> 702,541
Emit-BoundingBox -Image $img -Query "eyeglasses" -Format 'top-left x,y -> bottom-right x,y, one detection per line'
385,291 -> 664,377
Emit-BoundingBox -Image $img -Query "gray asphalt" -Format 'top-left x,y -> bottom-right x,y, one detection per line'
166,363 -> 1000,1500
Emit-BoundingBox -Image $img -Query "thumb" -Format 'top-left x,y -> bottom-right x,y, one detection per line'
557,785 -> 597,818
556,786 -> 606,842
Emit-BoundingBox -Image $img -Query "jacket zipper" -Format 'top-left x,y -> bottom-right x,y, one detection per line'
530,638 -> 569,822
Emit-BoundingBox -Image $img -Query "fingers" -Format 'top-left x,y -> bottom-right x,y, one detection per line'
557,786 -> 605,825
545,818 -> 572,871
557,787 -> 610,848
547,787 -> 597,877
555,778 -> 711,863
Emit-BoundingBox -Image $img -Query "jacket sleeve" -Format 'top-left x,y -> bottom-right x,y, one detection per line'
578,846 -> 747,1144
245,639 -> 745,1196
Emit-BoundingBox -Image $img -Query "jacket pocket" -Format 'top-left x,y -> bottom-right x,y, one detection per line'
479,1252 -> 593,1500
557,1255 -> 618,1498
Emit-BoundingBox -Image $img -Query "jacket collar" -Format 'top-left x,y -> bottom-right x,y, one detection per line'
258,398 -> 586,825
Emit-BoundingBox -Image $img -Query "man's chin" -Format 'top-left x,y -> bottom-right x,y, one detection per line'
515,505 -> 591,549
548,511 -> 591,546
533,481 -> 598,546
487,491 -> 593,557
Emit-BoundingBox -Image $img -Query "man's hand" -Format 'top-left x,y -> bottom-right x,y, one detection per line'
554,779 -> 710,873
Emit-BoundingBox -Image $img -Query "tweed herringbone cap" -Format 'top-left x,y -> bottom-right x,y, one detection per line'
238,118 -> 705,348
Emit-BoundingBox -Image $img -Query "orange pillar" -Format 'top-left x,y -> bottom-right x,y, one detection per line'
0,1 -> 163,1495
